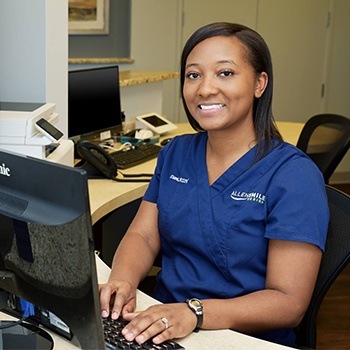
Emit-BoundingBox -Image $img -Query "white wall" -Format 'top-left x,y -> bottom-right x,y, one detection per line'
0,0 -> 68,135
0,0 -> 46,102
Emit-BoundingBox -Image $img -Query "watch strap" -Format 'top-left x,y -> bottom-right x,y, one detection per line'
186,298 -> 203,332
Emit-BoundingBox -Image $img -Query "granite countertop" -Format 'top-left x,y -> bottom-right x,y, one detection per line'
119,70 -> 178,87
68,57 -> 134,64
68,57 -> 178,86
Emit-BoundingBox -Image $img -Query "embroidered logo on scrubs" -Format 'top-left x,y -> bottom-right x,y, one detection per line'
169,174 -> 189,184
230,191 -> 266,205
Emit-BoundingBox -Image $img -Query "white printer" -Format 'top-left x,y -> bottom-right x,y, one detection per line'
0,102 -> 74,167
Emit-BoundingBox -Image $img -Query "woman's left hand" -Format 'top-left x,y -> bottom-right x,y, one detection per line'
121,302 -> 197,345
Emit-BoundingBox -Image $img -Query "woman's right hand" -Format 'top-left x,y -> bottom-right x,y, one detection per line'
99,279 -> 137,320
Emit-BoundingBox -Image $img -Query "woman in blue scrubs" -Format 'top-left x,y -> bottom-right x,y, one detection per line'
99,22 -> 329,347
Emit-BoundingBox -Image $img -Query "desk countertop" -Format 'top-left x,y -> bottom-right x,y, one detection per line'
95,257 -> 295,350
0,256 -> 294,349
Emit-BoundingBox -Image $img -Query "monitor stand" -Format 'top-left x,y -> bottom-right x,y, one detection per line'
1,291 -> 54,349
0,320 -> 54,350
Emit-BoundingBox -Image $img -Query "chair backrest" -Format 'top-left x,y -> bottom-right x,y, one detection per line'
296,114 -> 350,184
294,185 -> 350,349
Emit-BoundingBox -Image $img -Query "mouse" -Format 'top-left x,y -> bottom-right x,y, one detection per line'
160,137 -> 172,146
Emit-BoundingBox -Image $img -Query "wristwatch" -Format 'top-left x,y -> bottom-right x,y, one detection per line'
186,298 -> 203,332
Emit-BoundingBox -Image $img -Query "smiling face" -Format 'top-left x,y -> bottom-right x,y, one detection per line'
183,35 -> 267,135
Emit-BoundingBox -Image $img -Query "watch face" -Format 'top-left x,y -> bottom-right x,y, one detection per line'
191,299 -> 202,308
188,298 -> 203,314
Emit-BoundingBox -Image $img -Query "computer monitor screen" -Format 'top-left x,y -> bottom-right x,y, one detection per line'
0,149 -> 105,349
68,65 -> 123,142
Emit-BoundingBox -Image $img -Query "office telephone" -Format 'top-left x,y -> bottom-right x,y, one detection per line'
76,139 -> 118,179
75,140 -> 153,182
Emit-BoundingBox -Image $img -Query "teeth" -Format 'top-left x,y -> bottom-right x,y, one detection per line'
199,104 -> 224,110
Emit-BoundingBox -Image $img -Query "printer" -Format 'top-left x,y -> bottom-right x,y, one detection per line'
0,102 -> 74,167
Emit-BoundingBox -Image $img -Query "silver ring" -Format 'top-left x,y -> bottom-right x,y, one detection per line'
161,317 -> 169,330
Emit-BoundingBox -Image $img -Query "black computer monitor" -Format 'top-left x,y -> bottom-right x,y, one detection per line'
0,149 -> 105,349
68,65 -> 123,142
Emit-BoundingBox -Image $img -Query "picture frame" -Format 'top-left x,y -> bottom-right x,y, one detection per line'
69,0 -> 110,35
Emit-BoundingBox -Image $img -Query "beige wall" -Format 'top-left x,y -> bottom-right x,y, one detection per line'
128,0 -> 183,120
130,0 -> 350,181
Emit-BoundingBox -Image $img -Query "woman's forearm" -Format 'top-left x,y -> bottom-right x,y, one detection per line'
108,229 -> 160,289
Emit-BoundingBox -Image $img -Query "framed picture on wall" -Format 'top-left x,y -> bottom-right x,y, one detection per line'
69,0 -> 110,35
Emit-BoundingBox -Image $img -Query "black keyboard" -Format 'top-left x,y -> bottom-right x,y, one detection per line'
110,143 -> 161,169
103,317 -> 185,350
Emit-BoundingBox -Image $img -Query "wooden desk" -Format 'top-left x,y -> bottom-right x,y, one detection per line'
89,121 -> 304,224
0,256 -> 294,350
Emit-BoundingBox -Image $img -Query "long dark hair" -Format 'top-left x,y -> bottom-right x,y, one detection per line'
180,22 -> 283,160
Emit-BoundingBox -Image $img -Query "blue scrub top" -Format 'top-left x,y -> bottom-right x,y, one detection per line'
143,132 -> 329,346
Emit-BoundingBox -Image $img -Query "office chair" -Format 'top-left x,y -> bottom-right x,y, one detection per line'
294,185 -> 350,349
296,114 -> 350,184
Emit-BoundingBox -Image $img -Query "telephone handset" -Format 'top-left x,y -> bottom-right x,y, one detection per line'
75,140 -> 152,182
76,139 -> 118,179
